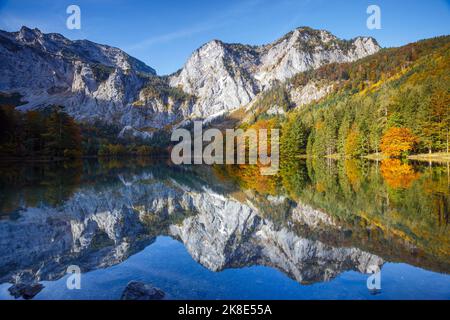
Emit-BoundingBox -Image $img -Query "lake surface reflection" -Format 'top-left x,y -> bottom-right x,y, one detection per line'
0,158 -> 449,299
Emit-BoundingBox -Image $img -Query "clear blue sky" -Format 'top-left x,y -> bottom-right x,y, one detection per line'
0,0 -> 449,75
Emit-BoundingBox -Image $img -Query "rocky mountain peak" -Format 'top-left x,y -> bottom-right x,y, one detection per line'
17,26 -> 43,43
203,39 -> 225,48
276,26 -> 336,44
11,26 -> 157,75
351,36 -> 380,56
170,27 -> 381,118
0,26 -> 381,138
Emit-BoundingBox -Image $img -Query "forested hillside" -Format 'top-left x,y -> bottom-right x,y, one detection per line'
248,36 -> 450,159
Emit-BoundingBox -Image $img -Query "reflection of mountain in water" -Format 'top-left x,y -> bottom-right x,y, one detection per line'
0,162 -> 384,292
169,188 -> 382,284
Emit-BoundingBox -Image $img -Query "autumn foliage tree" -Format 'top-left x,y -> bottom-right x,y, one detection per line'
380,127 -> 418,157
344,125 -> 363,158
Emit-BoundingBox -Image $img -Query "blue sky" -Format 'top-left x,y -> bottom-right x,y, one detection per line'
0,0 -> 449,75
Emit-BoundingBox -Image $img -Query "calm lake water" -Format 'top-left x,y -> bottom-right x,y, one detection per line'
0,158 -> 449,300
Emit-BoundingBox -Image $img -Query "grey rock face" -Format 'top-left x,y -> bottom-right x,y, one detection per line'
121,281 -> 165,300
0,26 -> 380,134
0,27 -> 187,135
169,40 -> 261,118
170,27 -> 380,118
288,80 -> 335,108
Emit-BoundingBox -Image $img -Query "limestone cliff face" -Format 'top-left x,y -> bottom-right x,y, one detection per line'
170,27 -> 380,118
0,27 -> 188,137
169,40 -> 261,118
0,26 -> 380,135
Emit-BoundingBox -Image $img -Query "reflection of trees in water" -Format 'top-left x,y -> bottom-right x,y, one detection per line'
422,166 -> 450,228
0,158 -> 173,215
310,159 -> 449,266
343,159 -> 363,191
214,164 -> 279,196
219,157 -> 450,272
380,159 -> 420,189
0,160 -> 82,214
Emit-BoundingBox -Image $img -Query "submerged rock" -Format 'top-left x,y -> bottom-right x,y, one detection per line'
120,281 -> 165,300
8,283 -> 44,300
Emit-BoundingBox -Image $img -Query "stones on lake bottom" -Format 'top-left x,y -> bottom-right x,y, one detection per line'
8,283 -> 44,300
120,281 -> 165,300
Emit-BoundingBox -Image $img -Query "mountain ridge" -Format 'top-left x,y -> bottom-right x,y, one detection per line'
0,25 -> 380,138
170,26 -> 380,118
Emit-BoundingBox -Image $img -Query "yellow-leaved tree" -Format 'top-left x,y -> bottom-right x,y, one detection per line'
380,127 -> 418,157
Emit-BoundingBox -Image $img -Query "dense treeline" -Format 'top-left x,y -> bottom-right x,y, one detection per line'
0,105 -> 166,159
0,105 -> 82,158
252,36 -> 450,159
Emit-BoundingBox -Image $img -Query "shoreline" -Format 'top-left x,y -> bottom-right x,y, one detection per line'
1,153 -> 449,164
407,153 -> 450,163
298,152 -> 450,163
0,155 -> 171,163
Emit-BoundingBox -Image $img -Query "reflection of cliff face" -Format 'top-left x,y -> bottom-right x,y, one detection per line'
0,194 -> 154,286
0,169 -> 191,285
0,165 -> 383,289
168,187 -> 382,284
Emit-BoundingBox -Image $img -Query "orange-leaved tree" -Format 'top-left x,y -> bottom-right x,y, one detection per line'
380,127 -> 418,157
